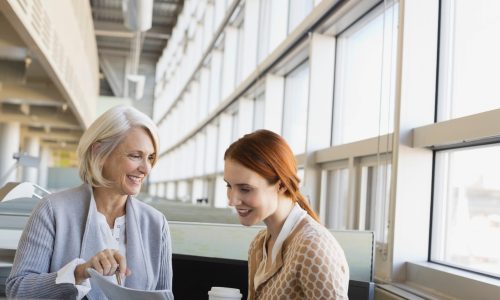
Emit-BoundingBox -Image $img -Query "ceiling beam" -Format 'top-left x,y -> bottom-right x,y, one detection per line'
0,82 -> 65,105
0,111 -> 81,130
24,128 -> 82,143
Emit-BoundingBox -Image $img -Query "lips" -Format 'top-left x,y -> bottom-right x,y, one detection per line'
127,175 -> 143,184
236,208 -> 251,217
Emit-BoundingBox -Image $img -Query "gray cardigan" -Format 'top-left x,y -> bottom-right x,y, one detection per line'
6,184 -> 173,299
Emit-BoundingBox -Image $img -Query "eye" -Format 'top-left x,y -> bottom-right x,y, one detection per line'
225,183 -> 231,189
239,187 -> 251,193
129,154 -> 141,159
148,155 -> 155,162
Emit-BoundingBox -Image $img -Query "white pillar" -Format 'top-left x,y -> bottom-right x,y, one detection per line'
0,122 -> 21,186
38,146 -> 51,189
213,175 -> 227,208
22,136 -> 40,184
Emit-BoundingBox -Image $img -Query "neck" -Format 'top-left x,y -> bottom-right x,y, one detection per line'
92,186 -> 127,217
264,197 -> 295,240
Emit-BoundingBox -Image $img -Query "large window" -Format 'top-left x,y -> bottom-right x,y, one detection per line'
332,3 -> 398,145
437,0 -> 500,121
432,144 -> 500,277
321,155 -> 391,246
282,61 -> 310,154
359,159 -> 391,246
430,0 -> 500,279
323,167 -> 350,229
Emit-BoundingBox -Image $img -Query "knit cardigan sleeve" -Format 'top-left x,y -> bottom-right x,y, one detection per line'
6,199 -> 79,299
155,216 -> 173,291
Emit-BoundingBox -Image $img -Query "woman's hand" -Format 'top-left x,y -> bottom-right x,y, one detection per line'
74,249 -> 132,284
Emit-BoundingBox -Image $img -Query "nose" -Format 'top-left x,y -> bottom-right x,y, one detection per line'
138,158 -> 152,174
227,189 -> 241,207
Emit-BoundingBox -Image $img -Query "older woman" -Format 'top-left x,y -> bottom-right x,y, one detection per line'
6,105 -> 173,299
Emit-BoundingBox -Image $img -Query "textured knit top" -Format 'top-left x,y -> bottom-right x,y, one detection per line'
6,184 -> 173,300
247,214 -> 349,300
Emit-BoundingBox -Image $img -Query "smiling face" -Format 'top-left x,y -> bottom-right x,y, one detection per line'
101,127 -> 155,196
224,159 -> 282,227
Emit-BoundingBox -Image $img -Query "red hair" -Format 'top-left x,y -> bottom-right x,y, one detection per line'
224,129 -> 320,222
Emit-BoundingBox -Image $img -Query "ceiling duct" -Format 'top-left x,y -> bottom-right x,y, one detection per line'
122,0 -> 154,32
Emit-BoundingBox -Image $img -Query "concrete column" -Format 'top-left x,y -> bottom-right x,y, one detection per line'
22,136 -> 40,184
38,146 -> 51,189
0,122 -> 21,186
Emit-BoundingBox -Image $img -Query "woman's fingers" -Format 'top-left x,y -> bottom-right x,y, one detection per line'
89,249 -> 125,276
114,252 -> 127,277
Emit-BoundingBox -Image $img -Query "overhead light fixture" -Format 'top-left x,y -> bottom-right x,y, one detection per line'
127,74 -> 146,100
122,0 -> 154,32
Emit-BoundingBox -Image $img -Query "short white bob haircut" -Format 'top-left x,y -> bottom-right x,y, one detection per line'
77,105 -> 159,188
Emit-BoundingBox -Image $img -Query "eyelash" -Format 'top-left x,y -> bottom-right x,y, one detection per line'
226,184 -> 250,193
129,154 -> 155,161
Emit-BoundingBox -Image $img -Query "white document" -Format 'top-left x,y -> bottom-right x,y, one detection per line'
87,268 -> 174,300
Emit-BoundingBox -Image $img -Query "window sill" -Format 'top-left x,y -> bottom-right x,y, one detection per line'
392,262 -> 500,300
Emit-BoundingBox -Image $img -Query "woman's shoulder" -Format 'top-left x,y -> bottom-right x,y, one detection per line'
41,184 -> 90,208
291,216 -> 338,246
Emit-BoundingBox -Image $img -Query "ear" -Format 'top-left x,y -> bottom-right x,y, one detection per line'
277,181 -> 287,193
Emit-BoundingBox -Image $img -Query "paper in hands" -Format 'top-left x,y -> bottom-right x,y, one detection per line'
87,268 -> 174,300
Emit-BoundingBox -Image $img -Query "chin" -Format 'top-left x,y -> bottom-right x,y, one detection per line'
122,178 -> 143,194
124,186 -> 141,195
239,217 -> 259,227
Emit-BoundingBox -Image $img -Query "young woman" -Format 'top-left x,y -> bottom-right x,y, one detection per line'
6,105 -> 173,299
224,129 -> 349,300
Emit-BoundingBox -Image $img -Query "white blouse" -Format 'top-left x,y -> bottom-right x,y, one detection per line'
55,192 -> 127,300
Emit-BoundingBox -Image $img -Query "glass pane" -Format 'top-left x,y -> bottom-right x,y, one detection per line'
288,0 -> 314,33
253,93 -> 265,131
333,4 -> 398,145
257,0 -> 271,63
360,163 -> 391,245
167,182 -> 176,200
432,144 -> 500,277
282,61 -> 309,154
231,111 -> 239,141
438,0 -> 500,120
176,181 -> 191,202
324,168 -> 350,229
235,20 -> 245,85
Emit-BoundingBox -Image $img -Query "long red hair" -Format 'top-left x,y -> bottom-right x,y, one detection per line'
224,129 -> 320,222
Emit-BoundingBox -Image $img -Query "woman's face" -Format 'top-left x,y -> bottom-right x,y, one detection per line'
101,127 -> 155,196
224,159 -> 281,226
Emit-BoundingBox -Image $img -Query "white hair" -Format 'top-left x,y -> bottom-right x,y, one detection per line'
77,105 -> 159,187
